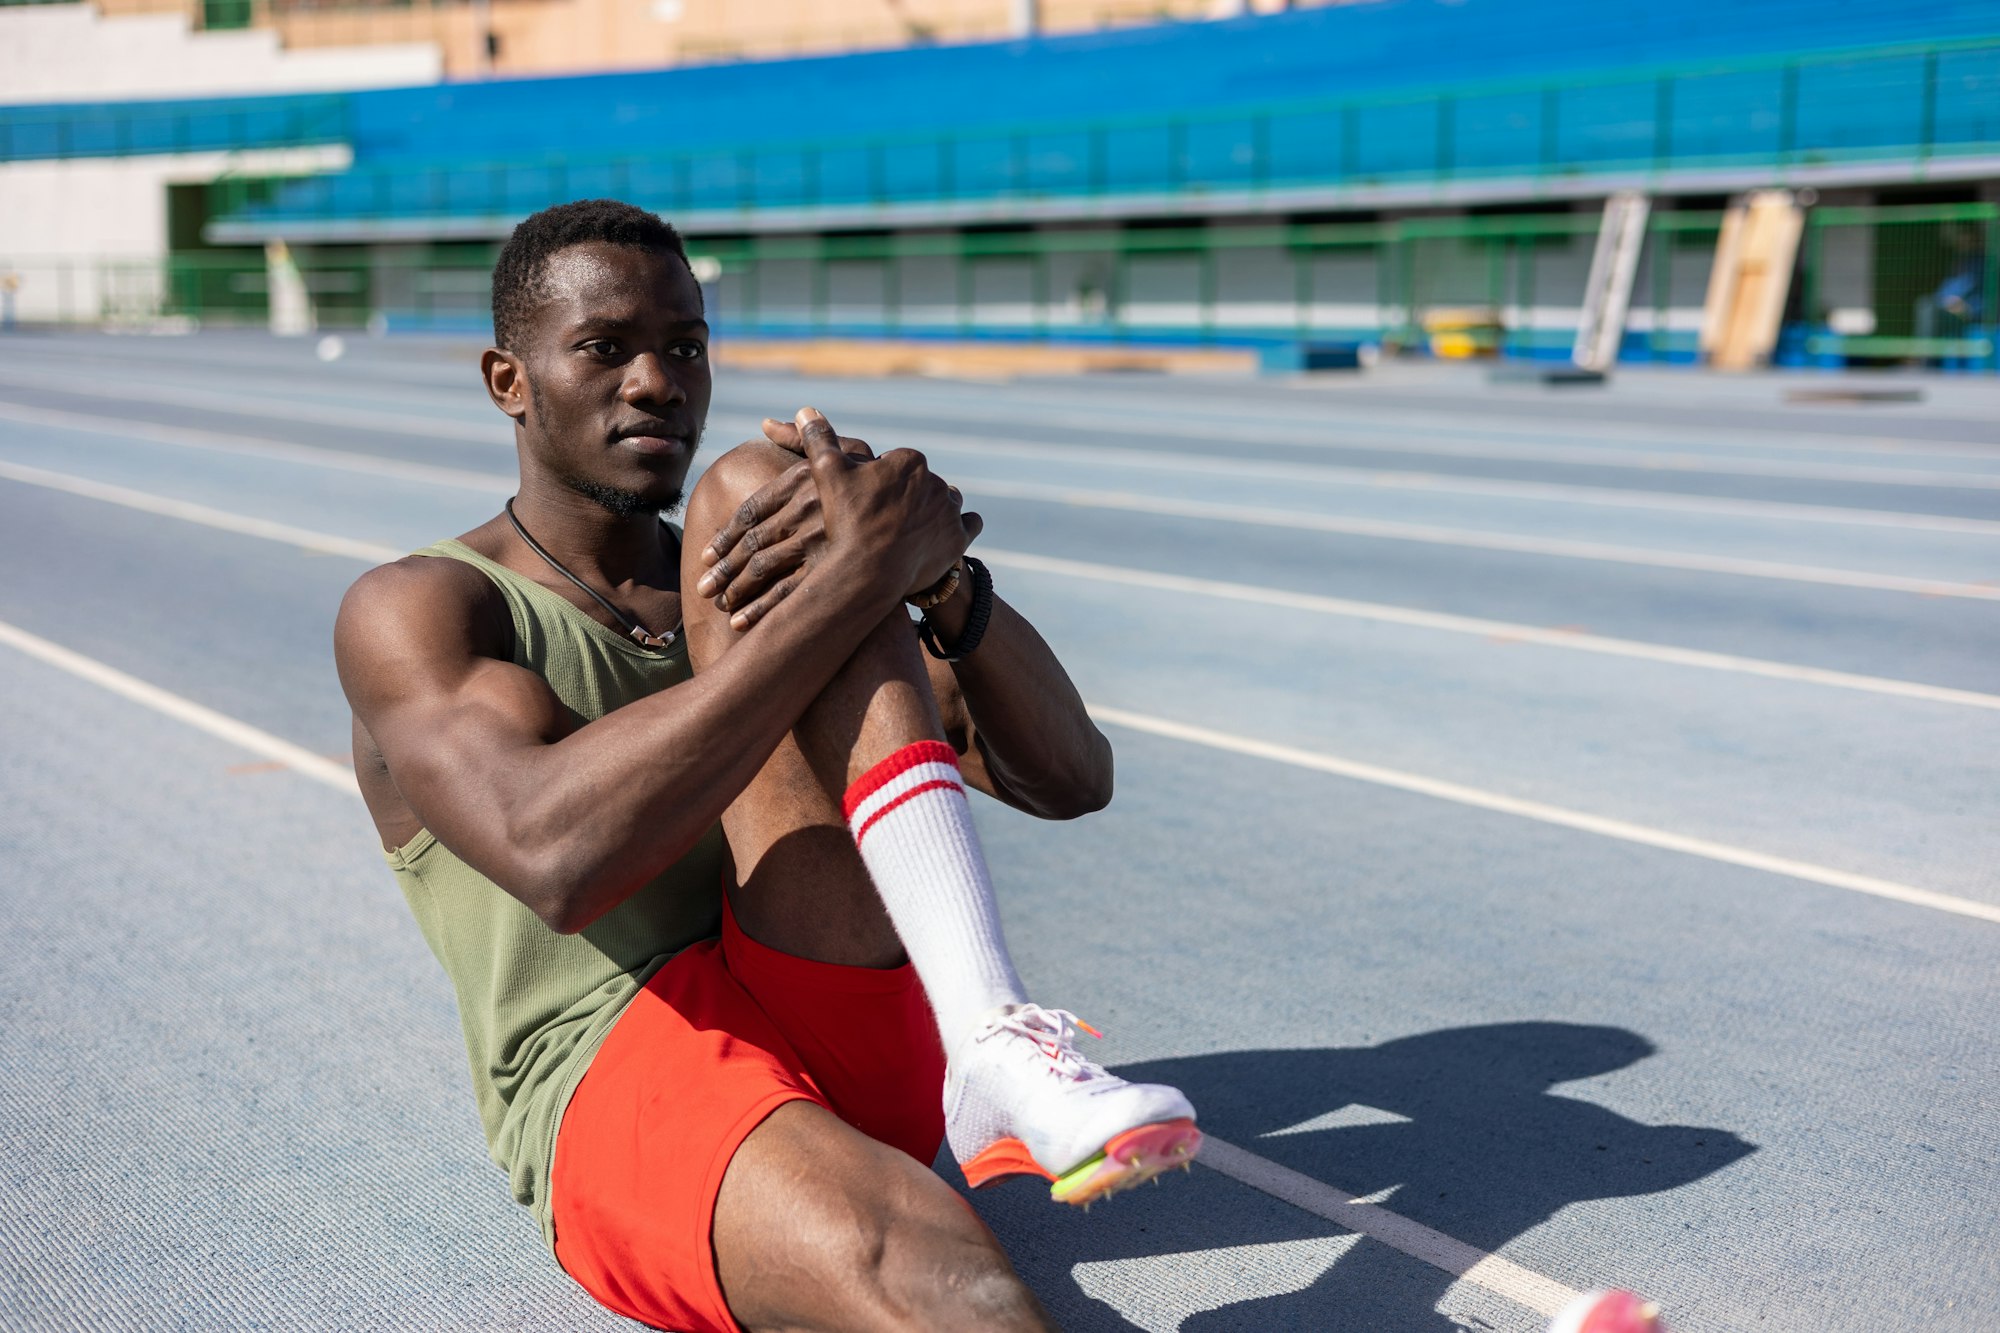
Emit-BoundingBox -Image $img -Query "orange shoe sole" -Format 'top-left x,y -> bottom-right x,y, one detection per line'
962,1118 -> 1203,1206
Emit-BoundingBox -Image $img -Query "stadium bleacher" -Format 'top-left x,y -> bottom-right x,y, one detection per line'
2,0 -> 1995,365
5,0 -> 1999,236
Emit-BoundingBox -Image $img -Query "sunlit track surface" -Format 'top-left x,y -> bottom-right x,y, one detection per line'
1,330 -> 1996,1332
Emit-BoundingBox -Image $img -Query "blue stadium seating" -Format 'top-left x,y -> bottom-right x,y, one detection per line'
5,0 -> 1998,230
319,0 -> 2000,165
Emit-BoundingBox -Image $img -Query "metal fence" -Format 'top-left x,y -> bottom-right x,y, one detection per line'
3,206 -> 1996,372
1799,202 -> 1999,367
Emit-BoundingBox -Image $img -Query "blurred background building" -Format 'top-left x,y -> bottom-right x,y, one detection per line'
3,0 -> 1997,369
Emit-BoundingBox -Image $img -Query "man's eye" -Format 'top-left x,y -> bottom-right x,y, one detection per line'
670,343 -> 706,360
583,340 -> 621,357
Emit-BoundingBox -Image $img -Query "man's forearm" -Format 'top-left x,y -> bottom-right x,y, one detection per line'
928,582 -> 1113,820
478,548 -> 905,930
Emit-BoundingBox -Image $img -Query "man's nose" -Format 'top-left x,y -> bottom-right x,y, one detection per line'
620,352 -> 685,405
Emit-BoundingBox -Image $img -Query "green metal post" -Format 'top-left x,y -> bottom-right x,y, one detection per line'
1650,220 -> 1670,359
1799,214 -> 1823,351
884,251 -> 901,336
1199,242 -> 1216,345
812,242 -> 828,334
1984,215 -> 1999,371
1490,236 -> 1508,355
956,237 -> 972,337
1032,251 -> 1048,340
1110,244 -> 1126,340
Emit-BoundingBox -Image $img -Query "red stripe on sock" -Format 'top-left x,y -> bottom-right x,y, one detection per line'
852,777 -> 965,846
841,740 -> 961,819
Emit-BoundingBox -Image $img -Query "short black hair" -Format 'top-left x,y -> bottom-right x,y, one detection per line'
490,199 -> 690,351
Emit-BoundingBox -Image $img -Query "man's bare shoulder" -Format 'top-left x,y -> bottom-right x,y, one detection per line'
334,548 -> 511,697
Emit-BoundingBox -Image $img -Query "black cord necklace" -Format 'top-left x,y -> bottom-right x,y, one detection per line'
505,496 -> 680,650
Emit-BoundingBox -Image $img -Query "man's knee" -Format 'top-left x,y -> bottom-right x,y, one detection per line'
685,439 -> 800,544
819,1179 -> 1047,1332
716,1105 -> 1050,1331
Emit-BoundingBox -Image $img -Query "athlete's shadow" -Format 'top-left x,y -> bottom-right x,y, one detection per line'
954,1022 -> 1753,1331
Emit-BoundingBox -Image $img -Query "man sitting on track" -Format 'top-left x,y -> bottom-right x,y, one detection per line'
332,198 -> 1201,1332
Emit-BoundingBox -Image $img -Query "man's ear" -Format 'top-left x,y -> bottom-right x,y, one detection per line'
482,348 -> 529,424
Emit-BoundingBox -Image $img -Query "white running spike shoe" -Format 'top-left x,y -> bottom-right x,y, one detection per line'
945,1004 -> 1200,1206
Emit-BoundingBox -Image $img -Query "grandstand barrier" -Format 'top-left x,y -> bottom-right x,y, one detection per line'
5,205 -> 1993,371
0,93 -> 348,161
188,36 -> 2000,238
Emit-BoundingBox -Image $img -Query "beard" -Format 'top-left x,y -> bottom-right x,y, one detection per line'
527,379 -> 700,517
563,473 -> 685,518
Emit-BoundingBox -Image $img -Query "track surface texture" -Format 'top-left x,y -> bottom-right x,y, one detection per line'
1,331 -> 1995,1332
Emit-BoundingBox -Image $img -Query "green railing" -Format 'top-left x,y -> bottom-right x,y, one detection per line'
3,206 -> 1991,370
1799,202 -> 1998,365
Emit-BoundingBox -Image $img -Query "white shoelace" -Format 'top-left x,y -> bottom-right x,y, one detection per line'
983,1004 -> 1109,1082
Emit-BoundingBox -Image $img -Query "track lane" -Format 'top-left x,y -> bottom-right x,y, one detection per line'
5,333 -> 1997,1332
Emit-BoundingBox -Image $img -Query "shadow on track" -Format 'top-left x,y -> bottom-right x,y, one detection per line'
960,1022 -> 1754,1331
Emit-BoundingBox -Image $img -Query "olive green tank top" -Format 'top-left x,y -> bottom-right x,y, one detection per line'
386,536 -> 726,1251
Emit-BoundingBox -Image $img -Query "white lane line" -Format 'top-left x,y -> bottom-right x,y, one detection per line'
0,460 -> 405,564
11,390 -> 1984,560
719,378 -> 2000,463
0,619 -> 358,796
0,618 -> 1583,1322
9,461 -> 1991,925
912,390 -> 2000,482
905,431 -> 2000,537
0,371 -> 509,445
3,345 -> 1985,463
1198,1137 -> 1580,1316
1090,704 -> 2000,926
43,382 -> 1971,539
8,460 -> 1995,714
0,401 -> 514,494
958,476 -> 2000,602
15,366 -> 2000,496
980,549 -> 2000,711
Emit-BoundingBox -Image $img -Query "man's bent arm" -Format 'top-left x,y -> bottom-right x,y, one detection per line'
336,428 -> 970,934
925,578 -> 1113,821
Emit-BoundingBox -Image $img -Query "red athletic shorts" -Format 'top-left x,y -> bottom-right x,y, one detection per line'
550,901 -> 946,1333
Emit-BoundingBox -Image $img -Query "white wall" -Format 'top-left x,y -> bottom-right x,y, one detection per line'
0,146 -> 348,322
0,4 -> 434,321
0,4 -> 438,104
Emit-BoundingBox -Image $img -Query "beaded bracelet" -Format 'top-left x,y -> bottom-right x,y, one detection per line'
918,555 -> 992,662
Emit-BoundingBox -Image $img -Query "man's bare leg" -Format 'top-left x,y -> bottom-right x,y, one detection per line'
683,441 -> 1054,1333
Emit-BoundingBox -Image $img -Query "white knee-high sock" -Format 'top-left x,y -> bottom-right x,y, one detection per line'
843,740 -> 1028,1052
